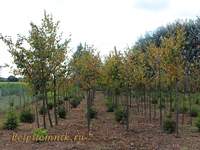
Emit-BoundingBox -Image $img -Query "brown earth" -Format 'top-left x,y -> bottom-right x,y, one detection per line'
0,91 -> 200,150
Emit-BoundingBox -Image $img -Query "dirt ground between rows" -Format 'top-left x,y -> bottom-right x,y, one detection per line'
0,91 -> 200,150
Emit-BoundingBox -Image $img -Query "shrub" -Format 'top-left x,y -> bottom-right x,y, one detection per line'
163,119 -> 176,133
33,128 -> 48,142
58,107 -> 67,119
114,107 -> 127,122
58,100 -> 64,105
158,101 -> 166,108
81,92 -> 85,98
2,109 -> 19,130
70,98 -> 78,108
191,105 -> 199,117
166,112 -> 172,119
90,106 -> 98,119
178,102 -> 189,114
85,106 -> 98,119
38,105 -> 47,115
38,94 -> 43,100
105,100 -> 114,112
161,95 -> 166,102
194,118 -> 200,132
151,98 -> 158,104
19,108 -> 35,123
48,101 -> 54,110
64,96 -> 69,101
171,102 -> 176,112
76,95 -> 82,104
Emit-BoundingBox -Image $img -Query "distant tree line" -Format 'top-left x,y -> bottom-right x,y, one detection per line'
0,75 -> 19,82
133,17 -> 200,66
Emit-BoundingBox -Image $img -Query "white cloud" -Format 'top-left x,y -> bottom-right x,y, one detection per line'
1,0 -> 200,78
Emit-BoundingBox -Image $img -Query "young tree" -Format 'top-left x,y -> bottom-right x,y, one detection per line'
1,10 -> 71,129
160,24 -> 186,135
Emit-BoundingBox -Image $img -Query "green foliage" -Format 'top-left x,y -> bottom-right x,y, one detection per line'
191,105 -> 199,117
81,92 -> 85,98
105,99 -> 114,112
38,105 -> 47,115
58,107 -> 67,119
158,101 -> 166,108
38,94 -> 43,100
0,83 -> 28,97
194,118 -> 200,132
58,100 -> 64,105
2,109 -> 19,130
161,95 -> 166,102
166,112 -> 172,119
163,119 -> 176,133
70,98 -> 79,108
114,107 -> 127,122
85,106 -> 98,119
33,128 -> 48,142
64,96 -> 68,101
70,94 -> 82,108
151,98 -> 158,104
19,108 -> 35,123
7,75 -> 18,82
178,102 -> 189,114
76,95 -> 82,104
8,98 -> 14,108
90,106 -> 98,119
48,101 -> 54,110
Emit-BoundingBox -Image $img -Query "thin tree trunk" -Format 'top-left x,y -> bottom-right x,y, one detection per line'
45,89 -> 52,128
126,82 -> 129,133
170,76 -> 172,112
141,87 -> 143,116
42,64 -> 46,129
53,74 -> 58,126
87,91 -> 91,138
34,82 -> 39,128
159,62 -> 162,126
182,83 -> 186,125
154,80 -> 157,121
129,89 -> 131,109
175,62 -> 179,135
149,70 -> 151,121
144,84 -> 146,117
187,65 -> 192,126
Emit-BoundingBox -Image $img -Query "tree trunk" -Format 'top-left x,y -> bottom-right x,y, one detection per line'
154,80 -> 157,121
126,82 -> 129,133
187,65 -> 192,126
129,88 -> 131,109
34,82 -> 39,128
144,84 -> 146,117
42,64 -> 46,129
170,76 -> 172,112
45,89 -> 52,128
159,62 -> 162,126
87,91 -> 91,138
175,62 -> 179,135
53,74 -> 58,126
149,70 -> 151,121
141,87 -> 143,116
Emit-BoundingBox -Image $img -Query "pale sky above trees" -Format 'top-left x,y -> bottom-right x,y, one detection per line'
0,0 -> 200,78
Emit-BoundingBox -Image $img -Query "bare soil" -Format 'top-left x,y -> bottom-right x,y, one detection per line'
0,91 -> 200,150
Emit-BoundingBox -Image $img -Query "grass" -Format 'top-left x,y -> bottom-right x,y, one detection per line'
0,82 -> 26,84
0,94 -> 33,113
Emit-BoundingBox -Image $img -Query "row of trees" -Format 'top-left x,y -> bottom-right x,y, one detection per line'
1,10 -> 200,137
99,24 -> 200,135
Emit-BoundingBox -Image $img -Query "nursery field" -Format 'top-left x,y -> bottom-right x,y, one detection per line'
0,82 -> 31,113
0,91 -> 200,150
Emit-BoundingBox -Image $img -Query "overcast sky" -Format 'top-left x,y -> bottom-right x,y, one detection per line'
1,0 -> 200,78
